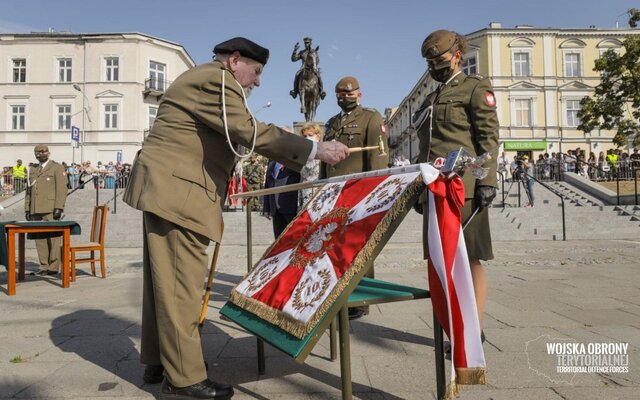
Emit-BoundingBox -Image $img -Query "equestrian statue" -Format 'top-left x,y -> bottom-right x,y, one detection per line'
290,37 -> 326,122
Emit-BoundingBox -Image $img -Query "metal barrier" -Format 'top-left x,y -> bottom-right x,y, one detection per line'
521,170 -> 567,241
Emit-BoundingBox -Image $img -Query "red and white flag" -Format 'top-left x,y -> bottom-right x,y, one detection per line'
420,164 -> 487,397
230,171 -> 424,338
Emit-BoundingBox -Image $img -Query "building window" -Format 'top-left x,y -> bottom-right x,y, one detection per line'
149,106 -> 158,129
566,100 -> 581,127
11,105 -> 26,130
57,105 -> 71,130
462,56 -> 477,75
564,52 -> 582,77
514,99 -> 532,127
105,57 -> 119,81
513,52 -> 530,77
58,58 -> 72,82
149,61 -> 166,91
13,59 -> 26,83
104,104 -> 118,129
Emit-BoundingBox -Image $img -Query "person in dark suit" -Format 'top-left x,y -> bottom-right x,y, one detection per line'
263,160 -> 301,237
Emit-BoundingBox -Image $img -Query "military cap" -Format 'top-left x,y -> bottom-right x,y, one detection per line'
421,29 -> 457,59
34,144 -> 49,152
335,76 -> 360,93
303,37 -> 312,43
213,37 -> 270,65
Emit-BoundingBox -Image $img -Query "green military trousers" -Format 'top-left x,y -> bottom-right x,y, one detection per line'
141,211 -> 211,387
31,212 -> 61,272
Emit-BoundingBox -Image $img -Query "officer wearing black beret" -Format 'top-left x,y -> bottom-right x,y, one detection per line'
124,36 -> 349,399
415,29 -> 499,339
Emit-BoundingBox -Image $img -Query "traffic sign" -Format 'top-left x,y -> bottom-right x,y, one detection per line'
71,126 -> 80,142
116,151 -> 123,163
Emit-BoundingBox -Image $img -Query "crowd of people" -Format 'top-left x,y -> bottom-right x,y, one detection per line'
498,147 -> 640,184
1,159 -> 132,196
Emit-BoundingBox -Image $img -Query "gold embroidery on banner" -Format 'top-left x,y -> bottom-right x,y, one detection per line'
245,256 -> 280,292
290,268 -> 332,312
309,183 -> 342,214
364,177 -> 404,214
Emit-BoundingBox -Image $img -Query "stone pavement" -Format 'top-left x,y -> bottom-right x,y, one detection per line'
1,223 -> 639,399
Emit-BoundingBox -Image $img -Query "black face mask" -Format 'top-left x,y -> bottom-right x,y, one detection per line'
429,60 -> 454,83
337,96 -> 358,112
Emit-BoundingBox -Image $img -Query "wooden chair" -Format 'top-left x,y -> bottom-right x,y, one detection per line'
70,204 -> 108,282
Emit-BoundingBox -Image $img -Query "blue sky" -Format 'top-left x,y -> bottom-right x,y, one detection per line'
0,0 -> 635,126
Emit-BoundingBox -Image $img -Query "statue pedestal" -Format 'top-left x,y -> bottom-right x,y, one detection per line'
293,121 -> 325,136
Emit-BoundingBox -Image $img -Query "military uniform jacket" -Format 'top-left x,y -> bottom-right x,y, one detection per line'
416,73 -> 499,197
320,105 -> 388,178
123,60 -> 313,242
24,160 -> 68,214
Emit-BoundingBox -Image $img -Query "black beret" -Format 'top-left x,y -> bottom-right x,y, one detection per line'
213,37 -> 270,65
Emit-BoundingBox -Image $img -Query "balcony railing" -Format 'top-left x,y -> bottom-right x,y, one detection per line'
143,78 -> 171,99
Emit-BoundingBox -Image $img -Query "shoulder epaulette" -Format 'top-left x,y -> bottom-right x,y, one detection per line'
362,107 -> 380,114
467,74 -> 485,80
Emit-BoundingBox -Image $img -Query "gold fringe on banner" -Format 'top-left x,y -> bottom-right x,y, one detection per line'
442,366 -> 488,400
229,174 -> 425,339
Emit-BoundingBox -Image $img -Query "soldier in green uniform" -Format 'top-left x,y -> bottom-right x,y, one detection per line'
320,76 -> 389,319
243,153 -> 265,211
123,37 -> 349,399
415,30 -> 499,336
24,144 -> 68,276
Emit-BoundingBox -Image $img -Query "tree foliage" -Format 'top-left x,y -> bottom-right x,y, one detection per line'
577,10 -> 640,147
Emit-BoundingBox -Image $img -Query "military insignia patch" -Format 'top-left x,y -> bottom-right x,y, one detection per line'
484,93 -> 496,107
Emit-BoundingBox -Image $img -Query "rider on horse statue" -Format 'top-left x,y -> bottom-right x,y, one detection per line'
290,37 -> 326,100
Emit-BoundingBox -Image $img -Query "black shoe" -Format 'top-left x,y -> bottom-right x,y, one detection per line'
37,270 -> 57,276
481,330 -> 486,343
289,90 -> 297,99
143,364 -> 165,384
348,307 -> 368,320
160,378 -> 233,400
320,91 -> 326,100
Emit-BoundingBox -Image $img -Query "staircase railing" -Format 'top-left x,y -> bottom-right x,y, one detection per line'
521,170 -> 567,241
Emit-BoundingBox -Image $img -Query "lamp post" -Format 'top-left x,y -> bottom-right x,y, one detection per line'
254,101 -> 271,115
73,84 -> 91,163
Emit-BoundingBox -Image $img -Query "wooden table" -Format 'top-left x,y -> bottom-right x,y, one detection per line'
3,221 -> 80,296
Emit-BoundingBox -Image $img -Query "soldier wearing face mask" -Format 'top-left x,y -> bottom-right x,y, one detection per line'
24,144 -> 68,276
414,29 -> 499,343
320,76 -> 389,319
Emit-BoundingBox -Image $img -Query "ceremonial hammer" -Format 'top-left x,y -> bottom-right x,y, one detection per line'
348,135 -> 387,156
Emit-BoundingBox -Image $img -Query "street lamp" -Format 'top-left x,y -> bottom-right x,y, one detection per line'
254,101 -> 271,115
73,84 -> 91,163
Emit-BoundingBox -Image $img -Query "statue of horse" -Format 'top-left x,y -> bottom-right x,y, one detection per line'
296,66 -> 320,122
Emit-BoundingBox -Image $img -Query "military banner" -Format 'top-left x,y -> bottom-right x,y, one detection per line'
229,170 -> 425,339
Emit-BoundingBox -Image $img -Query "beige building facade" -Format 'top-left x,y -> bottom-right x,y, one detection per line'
0,32 -> 194,165
388,23 -> 639,162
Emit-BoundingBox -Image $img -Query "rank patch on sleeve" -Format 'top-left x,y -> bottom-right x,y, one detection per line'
484,93 -> 496,107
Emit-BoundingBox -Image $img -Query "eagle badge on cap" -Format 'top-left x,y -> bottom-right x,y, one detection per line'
426,46 -> 440,58
345,83 -> 353,91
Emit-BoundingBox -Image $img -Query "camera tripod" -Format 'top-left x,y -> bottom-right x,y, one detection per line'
503,167 -> 533,207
